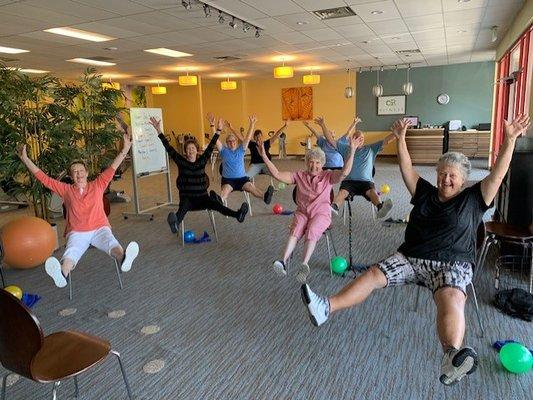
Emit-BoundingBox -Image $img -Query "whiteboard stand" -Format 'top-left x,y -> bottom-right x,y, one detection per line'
122,153 -> 179,220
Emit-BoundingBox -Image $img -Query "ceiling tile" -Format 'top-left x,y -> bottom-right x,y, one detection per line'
0,2 -> 86,26
302,27 -> 344,41
333,23 -> 375,38
239,0 -> 305,16
73,0 -> 154,15
274,12 -> 326,31
323,14 -> 365,27
267,31 -> 316,44
442,0 -> 488,12
349,0 -> 402,22
394,0 -> 442,17
292,0 -> 347,11
443,7 -> 485,26
404,13 -> 444,31
24,0 -> 118,20
367,19 -> 409,35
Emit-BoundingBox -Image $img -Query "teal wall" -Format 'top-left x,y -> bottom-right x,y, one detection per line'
356,62 -> 495,131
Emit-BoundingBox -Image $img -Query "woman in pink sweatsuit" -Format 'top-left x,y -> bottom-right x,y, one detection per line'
257,132 -> 362,283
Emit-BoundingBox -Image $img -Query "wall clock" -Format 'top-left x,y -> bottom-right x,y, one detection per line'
437,93 -> 450,105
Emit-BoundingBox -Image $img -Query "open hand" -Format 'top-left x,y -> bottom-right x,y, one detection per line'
354,116 -> 362,125
17,144 -> 27,160
116,116 -> 129,133
350,133 -> 364,151
391,119 -> 410,139
206,112 -> 215,126
504,114 -> 530,141
249,114 -> 258,124
148,117 -> 162,133
122,131 -> 133,152
217,117 -> 224,131
314,116 -> 324,125
256,139 -> 265,157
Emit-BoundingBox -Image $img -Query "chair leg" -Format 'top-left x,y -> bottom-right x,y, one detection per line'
181,221 -> 185,246
113,259 -> 124,290
469,282 -> 484,338
371,203 -> 377,220
68,272 -> 73,300
51,381 -> 61,400
208,211 -> 219,243
2,374 -> 8,400
73,376 -> 79,398
222,199 -> 229,219
413,285 -> 422,312
0,264 -> 5,288
342,201 -> 347,226
325,232 -> 332,277
244,192 -> 252,216
110,350 -> 133,400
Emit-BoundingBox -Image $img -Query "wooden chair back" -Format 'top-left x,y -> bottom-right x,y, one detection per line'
0,290 -> 44,380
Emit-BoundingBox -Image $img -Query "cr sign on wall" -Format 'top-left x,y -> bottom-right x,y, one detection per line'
377,95 -> 406,115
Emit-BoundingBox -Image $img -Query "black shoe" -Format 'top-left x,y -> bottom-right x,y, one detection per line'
237,202 -> 249,223
167,212 -> 178,234
209,190 -> 223,205
264,185 -> 274,204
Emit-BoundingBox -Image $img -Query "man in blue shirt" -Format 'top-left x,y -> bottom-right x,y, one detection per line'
211,113 -> 274,204
317,116 -> 397,218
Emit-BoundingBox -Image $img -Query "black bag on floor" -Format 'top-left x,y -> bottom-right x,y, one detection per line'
493,288 -> 533,322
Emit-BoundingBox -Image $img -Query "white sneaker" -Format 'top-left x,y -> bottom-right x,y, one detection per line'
273,260 -> 287,277
45,257 -> 67,288
121,242 -> 139,272
376,199 -> 393,219
296,262 -> 310,283
440,347 -> 478,385
330,203 -> 340,215
300,284 -> 330,327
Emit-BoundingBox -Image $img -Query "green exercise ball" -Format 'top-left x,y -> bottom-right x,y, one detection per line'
278,182 -> 286,190
499,342 -> 533,374
331,256 -> 348,275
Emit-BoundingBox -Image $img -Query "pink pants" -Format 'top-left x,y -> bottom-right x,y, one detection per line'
290,210 -> 331,241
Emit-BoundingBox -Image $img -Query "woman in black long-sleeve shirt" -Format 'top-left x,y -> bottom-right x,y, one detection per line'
148,116 -> 248,233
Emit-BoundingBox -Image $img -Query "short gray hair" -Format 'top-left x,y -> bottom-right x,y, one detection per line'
437,152 -> 471,180
305,147 -> 326,165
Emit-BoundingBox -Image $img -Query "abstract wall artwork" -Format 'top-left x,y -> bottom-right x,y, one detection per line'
281,87 -> 313,121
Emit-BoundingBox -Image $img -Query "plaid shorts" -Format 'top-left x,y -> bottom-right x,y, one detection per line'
377,252 -> 473,295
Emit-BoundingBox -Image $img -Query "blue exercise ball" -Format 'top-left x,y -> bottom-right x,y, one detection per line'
183,230 -> 196,243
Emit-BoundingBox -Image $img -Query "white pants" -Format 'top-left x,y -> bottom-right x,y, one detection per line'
246,163 -> 269,178
63,226 -> 121,266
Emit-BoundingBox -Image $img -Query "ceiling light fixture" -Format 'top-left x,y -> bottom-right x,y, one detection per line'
491,26 -> 498,43
203,4 -> 210,17
402,64 -> 413,95
255,28 -> 261,38
372,67 -> 383,97
0,46 -> 29,54
178,71 -> 198,86
221,77 -> 237,90
151,83 -> 167,95
182,0 -> 191,10
229,17 -> 238,29
67,58 -> 116,66
144,48 -> 193,58
218,11 -> 225,24
8,67 -> 49,74
274,59 -> 293,79
44,27 -> 115,42
370,10 -> 383,15
296,21 -> 308,25
242,23 -> 251,32
303,69 -> 320,85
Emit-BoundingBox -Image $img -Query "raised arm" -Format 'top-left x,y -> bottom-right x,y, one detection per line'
340,116 -> 361,140
270,121 -> 288,142
303,120 -> 321,139
481,114 -> 530,206
200,117 -> 223,161
331,133 -> 363,184
382,132 -> 398,145
110,129 -> 133,170
17,144 -> 40,175
242,114 -> 257,149
204,113 -> 223,151
148,116 -> 184,164
316,116 -> 337,148
257,140 -> 293,184
224,120 -> 244,142
392,119 -> 419,196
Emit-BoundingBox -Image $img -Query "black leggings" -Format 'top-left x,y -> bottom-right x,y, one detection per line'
176,194 -> 239,225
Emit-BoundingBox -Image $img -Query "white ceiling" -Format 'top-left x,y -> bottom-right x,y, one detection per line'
0,0 -> 525,83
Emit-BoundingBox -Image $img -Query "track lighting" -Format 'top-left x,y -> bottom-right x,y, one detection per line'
181,0 -> 191,10
229,17 -> 237,29
243,23 -> 251,32
218,11 -> 225,24
203,4 -> 210,17
255,28 -> 261,38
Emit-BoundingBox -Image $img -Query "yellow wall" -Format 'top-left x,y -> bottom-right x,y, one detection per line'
146,71 -> 356,155
363,131 -> 396,155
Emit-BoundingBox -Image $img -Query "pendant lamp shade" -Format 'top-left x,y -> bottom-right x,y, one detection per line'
274,65 -> 293,78
402,65 -> 414,95
221,79 -> 237,90
178,73 -> 198,86
151,85 -> 167,95
303,73 -> 320,85
344,68 -> 353,98
372,68 -> 383,97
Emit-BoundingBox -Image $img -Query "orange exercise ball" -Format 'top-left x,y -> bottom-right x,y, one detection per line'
0,216 -> 55,269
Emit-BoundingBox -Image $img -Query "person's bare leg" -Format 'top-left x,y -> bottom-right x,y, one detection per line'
220,184 -> 233,201
242,182 -> 264,200
302,240 -> 318,265
329,265 -> 387,313
282,235 -> 298,263
365,188 -> 381,207
434,287 -> 466,351
61,258 -> 75,277
333,188 -> 349,209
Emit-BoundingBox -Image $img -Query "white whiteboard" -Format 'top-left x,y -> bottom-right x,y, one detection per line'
129,108 -> 168,176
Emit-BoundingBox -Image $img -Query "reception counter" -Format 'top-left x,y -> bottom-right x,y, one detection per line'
405,128 -> 444,164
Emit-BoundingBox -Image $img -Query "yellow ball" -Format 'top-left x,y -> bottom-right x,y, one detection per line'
380,184 -> 390,194
4,285 -> 23,300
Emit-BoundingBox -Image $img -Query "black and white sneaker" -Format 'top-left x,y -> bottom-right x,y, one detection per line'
376,199 -> 393,219
439,347 -> 478,386
237,202 -> 249,223
300,284 -> 330,327
264,185 -> 274,204
330,203 -> 339,215
167,212 -> 178,234
273,260 -> 287,277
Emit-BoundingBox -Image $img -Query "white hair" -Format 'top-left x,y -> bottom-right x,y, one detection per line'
437,152 -> 471,180
305,147 -> 326,165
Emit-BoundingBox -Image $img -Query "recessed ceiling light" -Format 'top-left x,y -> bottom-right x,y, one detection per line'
391,37 -> 400,40
296,21 -> 308,25
7,67 -> 48,73
67,58 -> 116,66
457,29 -> 467,33
144,48 -> 193,58
0,46 -> 29,54
457,0 -> 471,3
44,27 -> 115,42
370,10 -> 383,15
362,40 -> 369,44
105,47 -> 118,51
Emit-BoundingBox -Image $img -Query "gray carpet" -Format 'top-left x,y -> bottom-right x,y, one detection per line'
1,158 -> 532,400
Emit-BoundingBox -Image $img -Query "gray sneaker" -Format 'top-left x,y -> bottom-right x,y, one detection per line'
330,203 -> 339,215
296,262 -> 310,283
272,260 -> 287,277
376,199 -> 393,219
440,347 -> 478,385
300,284 -> 330,326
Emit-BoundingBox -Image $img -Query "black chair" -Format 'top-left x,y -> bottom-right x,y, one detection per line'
218,164 -> 252,216
0,290 -> 133,400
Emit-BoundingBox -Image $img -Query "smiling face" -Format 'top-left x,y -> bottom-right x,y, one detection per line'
69,162 -> 88,188
185,142 -> 198,162
436,163 -> 465,201
306,157 -> 323,175
226,134 -> 238,150
253,130 -> 263,142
